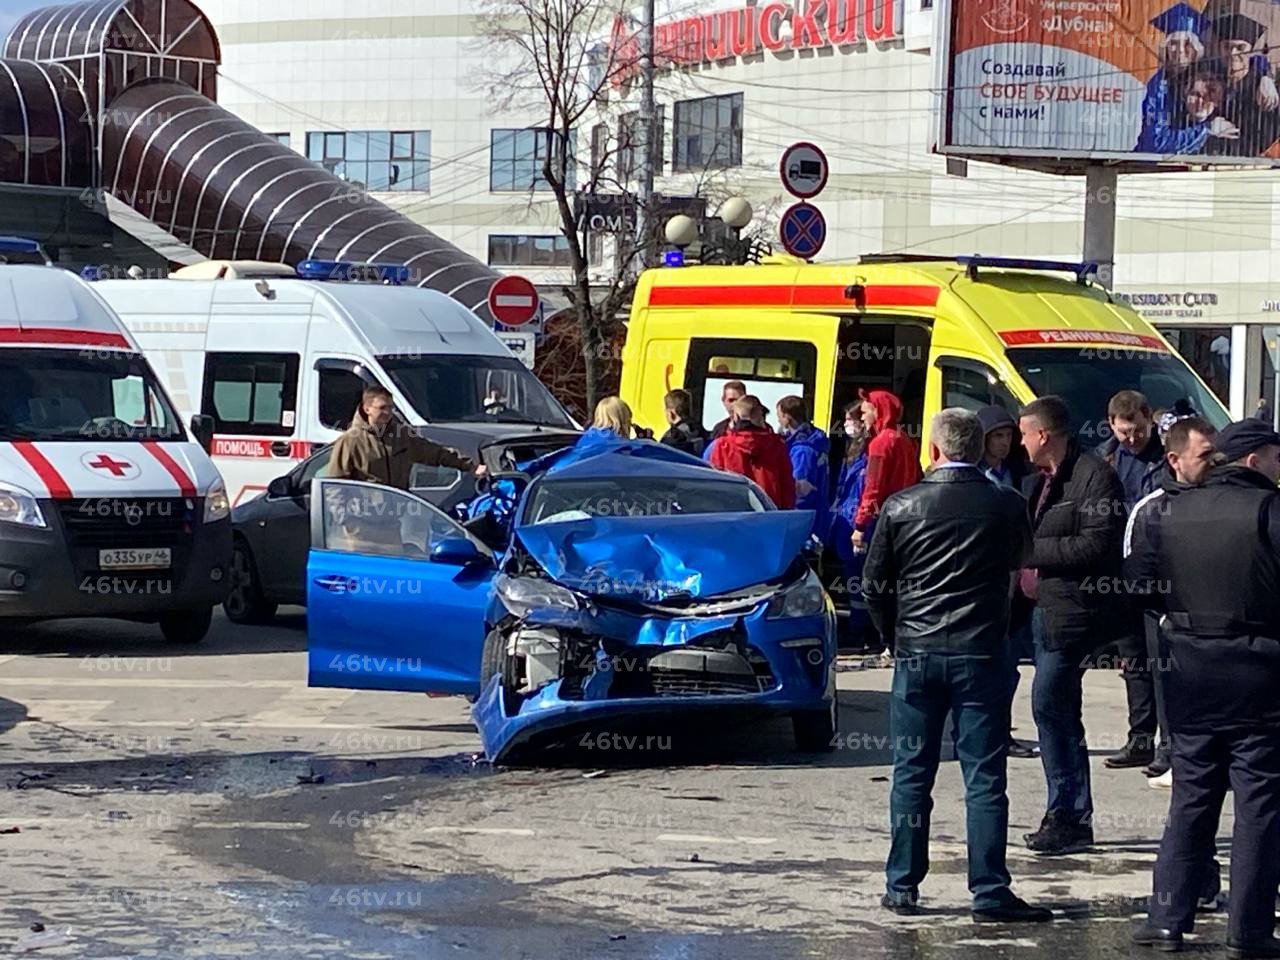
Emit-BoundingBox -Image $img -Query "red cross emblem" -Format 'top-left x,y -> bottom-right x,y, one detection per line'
83,453 -> 138,479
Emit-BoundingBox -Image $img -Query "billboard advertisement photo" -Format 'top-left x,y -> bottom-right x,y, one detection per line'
938,0 -> 1280,165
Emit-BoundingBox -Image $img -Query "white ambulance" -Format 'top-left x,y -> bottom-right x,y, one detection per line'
92,259 -> 580,512
0,259 -> 231,643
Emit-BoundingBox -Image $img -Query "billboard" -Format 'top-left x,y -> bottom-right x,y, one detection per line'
938,0 -> 1280,165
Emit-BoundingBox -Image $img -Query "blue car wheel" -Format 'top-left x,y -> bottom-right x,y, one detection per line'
792,692 -> 837,752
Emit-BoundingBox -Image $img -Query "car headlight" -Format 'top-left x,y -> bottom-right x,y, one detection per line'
0,481 -> 46,529
204,480 -> 230,523
766,569 -> 827,619
495,572 -> 580,617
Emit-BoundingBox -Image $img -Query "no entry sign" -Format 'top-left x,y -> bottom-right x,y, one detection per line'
487,275 -> 539,327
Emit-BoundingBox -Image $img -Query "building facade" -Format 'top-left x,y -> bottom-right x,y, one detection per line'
176,0 -> 1280,420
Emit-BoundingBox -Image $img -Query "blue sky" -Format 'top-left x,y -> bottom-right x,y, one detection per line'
0,1 -> 49,38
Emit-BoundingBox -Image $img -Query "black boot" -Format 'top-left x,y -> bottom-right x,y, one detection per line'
1105,737 -> 1155,769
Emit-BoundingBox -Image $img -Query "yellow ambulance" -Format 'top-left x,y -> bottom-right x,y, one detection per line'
619,254 -> 1230,456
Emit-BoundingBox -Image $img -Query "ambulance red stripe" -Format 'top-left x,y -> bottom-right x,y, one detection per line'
0,327 -> 130,348
142,441 -> 197,497
11,442 -> 73,499
646,284 -> 940,309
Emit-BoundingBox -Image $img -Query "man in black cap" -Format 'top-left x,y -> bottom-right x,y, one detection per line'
1206,12 -> 1280,157
977,405 -> 1036,760
1132,419 -> 1280,957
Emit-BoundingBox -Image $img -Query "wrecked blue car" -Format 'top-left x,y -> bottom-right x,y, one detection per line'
305,440 -> 838,763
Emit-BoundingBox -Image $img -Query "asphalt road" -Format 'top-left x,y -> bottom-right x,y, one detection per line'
0,610 -> 1244,958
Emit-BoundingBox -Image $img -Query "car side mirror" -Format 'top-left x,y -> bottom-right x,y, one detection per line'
190,414 -> 215,454
267,475 -> 294,499
430,537 -> 488,567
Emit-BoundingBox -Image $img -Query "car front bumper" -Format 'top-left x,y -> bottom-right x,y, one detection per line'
0,502 -> 231,622
472,603 -> 837,763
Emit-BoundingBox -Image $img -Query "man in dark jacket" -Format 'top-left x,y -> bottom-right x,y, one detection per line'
1097,390 -> 1165,506
1131,419 -> 1280,956
978,404 -> 1035,760
1018,395 -> 1126,855
1096,390 -> 1166,771
866,408 -> 1049,924
658,389 -> 710,457
1123,416 -> 1218,783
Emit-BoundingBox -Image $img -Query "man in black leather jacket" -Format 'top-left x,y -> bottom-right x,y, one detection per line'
1130,419 -> 1280,957
1018,395 -> 1126,856
865,408 -> 1048,924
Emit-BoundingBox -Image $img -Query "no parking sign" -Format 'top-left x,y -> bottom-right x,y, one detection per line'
779,202 -> 826,260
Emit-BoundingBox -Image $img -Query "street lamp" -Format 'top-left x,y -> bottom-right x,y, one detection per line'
718,197 -> 753,231
664,214 -> 699,248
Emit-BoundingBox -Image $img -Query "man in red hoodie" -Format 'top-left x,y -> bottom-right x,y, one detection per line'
851,389 -> 922,553
710,396 -> 797,509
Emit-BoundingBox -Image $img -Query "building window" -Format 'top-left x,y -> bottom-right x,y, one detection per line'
673,93 -> 743,171
921,0 -> 933,8
266,132 -> 290,148
619,106 -> 666,183
490,128 -> 575,192
590,123 -> 609,182
488,234 -> 573,268
304,130 -> 430,191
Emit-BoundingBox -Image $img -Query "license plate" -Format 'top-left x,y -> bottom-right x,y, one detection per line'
99,548 -> 171,571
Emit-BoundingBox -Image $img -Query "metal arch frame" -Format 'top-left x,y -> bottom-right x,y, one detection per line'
140,110 -> 224,217
42,2 -> 86,61
48,61 -> 93,186
158,121 -> 252,232
280,192 -> 365,257
187,139 -> 280,246
61,2 -> 103,59
230,166 -> 316,258
108,92 -> 203,195
117,5 -> 163,56
366,234 -> 437,263
0,61 -> 31,183
334,220 -> 415,260
82,0 -> 124,57
209,152 -> 297,252
12,6 -> 57,59
254,180 -> 343,259
306,207 -> 380,259
30,63 -> 69,187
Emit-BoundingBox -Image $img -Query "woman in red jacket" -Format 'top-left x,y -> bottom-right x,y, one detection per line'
851,389 -> 921,553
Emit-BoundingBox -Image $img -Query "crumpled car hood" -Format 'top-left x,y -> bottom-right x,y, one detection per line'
513,510 -> 815,602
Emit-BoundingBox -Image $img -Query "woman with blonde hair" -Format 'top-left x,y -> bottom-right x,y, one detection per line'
591,396 -> 633,438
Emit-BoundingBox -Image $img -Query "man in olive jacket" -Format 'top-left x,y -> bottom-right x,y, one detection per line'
329,385 -> 484,488
1017,395 -> 1126,856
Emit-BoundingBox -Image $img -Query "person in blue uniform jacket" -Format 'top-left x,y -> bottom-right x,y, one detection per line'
1135,3 -> 1276,154
827,402 -> 871,643
776,395 -> 830,535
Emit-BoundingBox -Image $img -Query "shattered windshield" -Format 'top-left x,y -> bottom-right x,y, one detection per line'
526,476 -> 767,525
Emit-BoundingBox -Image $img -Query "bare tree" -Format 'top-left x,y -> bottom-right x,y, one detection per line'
476,0 -> 644,413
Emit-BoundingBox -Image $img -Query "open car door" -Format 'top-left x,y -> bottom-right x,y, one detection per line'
306,478 -> 493,696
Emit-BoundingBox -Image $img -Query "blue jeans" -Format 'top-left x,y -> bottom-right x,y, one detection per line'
1030,609 -> 1093,825
1007,620 -> 1034,707
886,651 -> 1013,910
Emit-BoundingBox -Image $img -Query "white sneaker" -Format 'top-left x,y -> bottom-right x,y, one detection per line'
1149,769 -> 1173,789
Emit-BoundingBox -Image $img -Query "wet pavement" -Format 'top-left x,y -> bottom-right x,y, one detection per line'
0,612 -> 1244,958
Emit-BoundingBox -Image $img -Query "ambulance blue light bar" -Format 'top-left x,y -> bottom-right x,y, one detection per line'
295,259 -> 410,284
956,256 -> 1098,284
0,236 -> 41,254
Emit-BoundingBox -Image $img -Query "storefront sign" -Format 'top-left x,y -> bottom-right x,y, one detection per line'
610,0 -> 904,87
1114,290 -> 1219,320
